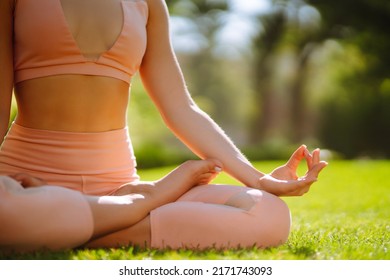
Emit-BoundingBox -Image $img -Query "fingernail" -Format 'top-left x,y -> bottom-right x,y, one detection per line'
214,166 -> 222,172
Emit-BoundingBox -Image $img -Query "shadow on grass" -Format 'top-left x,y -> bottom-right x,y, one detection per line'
1,246 -> 285,260
0,250 -> 74,260
287,245 -> 317,259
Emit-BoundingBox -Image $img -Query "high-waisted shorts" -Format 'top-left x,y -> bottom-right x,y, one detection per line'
0,123 -> 140,195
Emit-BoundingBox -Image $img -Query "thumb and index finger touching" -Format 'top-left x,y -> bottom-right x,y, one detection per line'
286,144 -> 328,176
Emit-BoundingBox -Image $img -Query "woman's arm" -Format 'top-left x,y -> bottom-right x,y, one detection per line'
0,0 -> 14,143
140,0 -> 263,188
140,0 -> 327,195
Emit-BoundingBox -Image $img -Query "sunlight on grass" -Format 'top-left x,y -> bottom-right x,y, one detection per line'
281,160 -> 390,260
1,160 -> 389,260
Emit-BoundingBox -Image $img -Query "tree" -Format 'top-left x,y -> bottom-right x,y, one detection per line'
307,0 -> 390,157
248,0 -> 390,158
249,8 -> 286,144
249,0 -> 329,145
166,0 -> 241,131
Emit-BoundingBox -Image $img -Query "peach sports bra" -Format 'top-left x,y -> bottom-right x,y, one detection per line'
13,0 -> 148,84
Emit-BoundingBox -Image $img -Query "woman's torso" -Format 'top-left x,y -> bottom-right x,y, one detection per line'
14,76 -> 130,132
12,0 -> 148,132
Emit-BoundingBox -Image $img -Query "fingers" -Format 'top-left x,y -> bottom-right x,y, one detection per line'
282,176 -> 317,196
9,173 -> 32,186
305,161 -> 328,181
258,147 -> 328,197
304,147 -> 329,171
304,147 -> 313,170
9,173 -> 31,181
312,148 -> 320,165
285,184 -> 311,196
288,160 -> 327,196
9,173 -> 47,187
202,158 -> 223,173
286,145 -> 318,171
205,159 -> 223,181
304,148 -> 328,180
286,144 -> 306,169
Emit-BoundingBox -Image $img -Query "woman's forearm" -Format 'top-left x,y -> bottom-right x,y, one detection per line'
165,104 -> 264,188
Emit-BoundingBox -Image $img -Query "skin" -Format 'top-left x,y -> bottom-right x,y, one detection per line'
0,0 -> 327,249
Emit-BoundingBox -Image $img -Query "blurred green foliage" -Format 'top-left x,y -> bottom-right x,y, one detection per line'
306,0 -> 390,158
128,0 -> 389,166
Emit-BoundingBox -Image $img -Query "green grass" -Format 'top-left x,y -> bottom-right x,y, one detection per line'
1,160 -> 389,260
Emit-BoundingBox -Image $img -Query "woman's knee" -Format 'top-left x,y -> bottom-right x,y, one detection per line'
0,187 -> 19,247
224,188 -> 265,211
0,177 -> 18,219
222,188 -> 291,247
1,184 -> 94,251
248,191 -> 291,247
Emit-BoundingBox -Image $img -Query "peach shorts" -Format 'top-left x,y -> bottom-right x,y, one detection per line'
0,123 -> 139,195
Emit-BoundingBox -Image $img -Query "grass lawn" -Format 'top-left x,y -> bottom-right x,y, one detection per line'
1,160 -> 389,260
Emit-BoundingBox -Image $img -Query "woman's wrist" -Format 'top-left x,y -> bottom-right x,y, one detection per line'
224,158 -> 265,189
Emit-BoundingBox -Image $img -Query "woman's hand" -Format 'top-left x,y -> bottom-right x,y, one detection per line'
258,145 -> 328,196
9,173 -> 48,188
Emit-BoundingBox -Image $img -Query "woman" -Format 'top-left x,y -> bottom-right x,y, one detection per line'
0,0 -> 327,250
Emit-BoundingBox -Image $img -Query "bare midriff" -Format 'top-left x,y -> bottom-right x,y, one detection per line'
14,75 -> 130,132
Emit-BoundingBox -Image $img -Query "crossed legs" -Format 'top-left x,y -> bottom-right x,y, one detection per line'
0,159 -> 221,253
1,159 -> 291,252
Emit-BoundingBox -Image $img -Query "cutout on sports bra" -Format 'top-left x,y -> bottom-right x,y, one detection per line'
59,0 -> 126,61
13,0 -> 148,84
